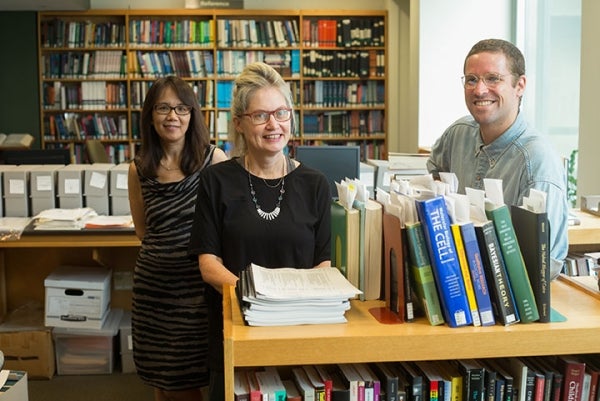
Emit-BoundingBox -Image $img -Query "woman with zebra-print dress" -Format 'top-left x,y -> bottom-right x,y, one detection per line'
128,76 -> 227,401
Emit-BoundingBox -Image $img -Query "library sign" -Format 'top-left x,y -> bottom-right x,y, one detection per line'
185,0 -> 244,8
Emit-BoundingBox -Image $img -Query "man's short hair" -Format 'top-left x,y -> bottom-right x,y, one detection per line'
464,38 -> 525,77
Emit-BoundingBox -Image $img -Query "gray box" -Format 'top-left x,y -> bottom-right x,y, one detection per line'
29,165 -> 61,216
57,164 -> 88,209
109,163 -> 130,215
3,165 -> 32,217
84,163 -> 114,215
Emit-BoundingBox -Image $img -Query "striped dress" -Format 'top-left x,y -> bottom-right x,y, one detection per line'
132,149 -> 213,391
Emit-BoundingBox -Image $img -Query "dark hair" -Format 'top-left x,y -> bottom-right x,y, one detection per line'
230,62 -> 295,157
464,39 -> 526,83
136,76 -> 210,177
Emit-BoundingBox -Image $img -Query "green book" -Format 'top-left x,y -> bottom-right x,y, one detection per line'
405,221 -> 445,326
486,204 -> 540,323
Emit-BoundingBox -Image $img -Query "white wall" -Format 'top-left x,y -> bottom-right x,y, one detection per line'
418,0 -> 512,148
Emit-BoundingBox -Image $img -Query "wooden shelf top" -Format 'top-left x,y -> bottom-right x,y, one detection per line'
569,209 -> 600,246
0,231 -> 140,248
223,277 -> 600,368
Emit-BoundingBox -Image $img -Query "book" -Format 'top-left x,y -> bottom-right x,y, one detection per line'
415,196 -> 472,327
458,221 -> 495,326
557,356 -> 586,401
479,360 -> 498,401
283,379 -> 303,401
451,223 -> 482,327
502,358 -> 536,401
397,361 -> 426,401
432,360 -> 464,401
255,366 -> 287,401
382,208 -> 407,320
523,357 -> 553,401
371,362 -> 400,401
473,220 -> 520,326
235,369 -> 251,401
353,198 -> 383,301
337,363 -> 365,401
531,357 -> 563,401
292,367 -> 316,401
331,201 -> 361,290
404,221 -> 445,326
455,359 -> 486,401
486,359 -> 515,401
510,205 -> 551,323
581,356 -> 600,401
414,361 -> 446,401
314,364 -> 334,401
354,362 -> 381,401
246,369 -> 263,401
485,203 -> 540,323
303,365 -> 327,401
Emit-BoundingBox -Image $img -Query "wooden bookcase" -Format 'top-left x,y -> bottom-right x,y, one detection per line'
223,278 -> 600,401
37,9 -> 388,163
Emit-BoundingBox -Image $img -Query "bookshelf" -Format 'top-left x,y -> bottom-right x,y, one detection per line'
37,9 -> 388,163
222,278 -> 600,401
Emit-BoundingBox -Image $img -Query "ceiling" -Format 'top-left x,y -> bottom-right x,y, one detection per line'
0,0 -> 90,11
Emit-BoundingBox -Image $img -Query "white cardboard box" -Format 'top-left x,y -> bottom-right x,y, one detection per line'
0,371 -> 28,401
44,266 -> 111,330
57,164 -> 87,209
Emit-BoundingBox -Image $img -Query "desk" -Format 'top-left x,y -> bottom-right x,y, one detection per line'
0,231 -> 140,319
568,209 -> 600,251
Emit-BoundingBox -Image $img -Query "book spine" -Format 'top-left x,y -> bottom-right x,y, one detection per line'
459,222 -> 496,326
486,205 -> 540,322
510,205 -> 551,323
474,221 -> 520,326
405,222 -> 445,326
451,224 -> 481,326
559,358 -> 586,401
415,196 -> 472,327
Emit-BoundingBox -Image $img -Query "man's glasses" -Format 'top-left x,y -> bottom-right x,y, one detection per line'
153,103 -> 193,115
461,73 -> 510,89
241,108 -> 292,125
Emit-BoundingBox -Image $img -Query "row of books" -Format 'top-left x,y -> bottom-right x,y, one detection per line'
130,49 -> 214,78
44,113 -> 128,141
217,18 -> 300,48
564,252 -> 600,277
302,49 -> 385,78
216,50 -> 300,77
235,354 -> 600,401
43,81 -> 127,111
41,50 -> 127,79
333,176 -> 551,327
40,19 -> 126,48
301,18 -> 385,48
129,18 -> 214,48
303,110 -> 384,137
302,80 -> 385,108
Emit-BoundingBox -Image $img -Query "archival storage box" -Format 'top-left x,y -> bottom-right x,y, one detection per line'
44,265 -> 111,330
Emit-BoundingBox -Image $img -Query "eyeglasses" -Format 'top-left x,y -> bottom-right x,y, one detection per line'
153,103 -> 193,115
461,73 -> 510,89
241,108 -> 292,125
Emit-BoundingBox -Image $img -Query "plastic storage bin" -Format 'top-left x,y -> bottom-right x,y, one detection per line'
52,308 -> 122,375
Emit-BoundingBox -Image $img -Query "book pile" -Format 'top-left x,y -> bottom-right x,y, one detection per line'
32,207 -> 97,230
237,263 -> 362,326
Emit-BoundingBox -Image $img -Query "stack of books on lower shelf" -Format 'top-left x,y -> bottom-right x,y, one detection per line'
237,263 -> 362,326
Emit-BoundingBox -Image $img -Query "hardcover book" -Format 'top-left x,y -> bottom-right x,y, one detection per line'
486,203 -> 540,322
557,356 -> 586,401
458,221 -> 495,326
510,205 -> 551,323
331,201 -> 360,289
473,220 -> 520,326
371,362 -> 400,401
455,359 -> 486,401
415,196 -> 472,327
405,221 -> 445,326
451,223 -> 482,327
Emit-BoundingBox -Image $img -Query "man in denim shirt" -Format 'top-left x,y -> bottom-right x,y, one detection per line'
427,38 -> 568,279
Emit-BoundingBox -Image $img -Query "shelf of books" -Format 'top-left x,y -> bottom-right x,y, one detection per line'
37,9 -> 387,163
223,277 -> 600,401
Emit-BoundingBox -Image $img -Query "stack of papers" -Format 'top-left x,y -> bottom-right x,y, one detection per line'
238,264 -> 362,326
32,207 -> 97,230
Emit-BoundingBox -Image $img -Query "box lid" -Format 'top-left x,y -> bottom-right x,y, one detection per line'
52,308 -> 122,337
44,266 -> 111,290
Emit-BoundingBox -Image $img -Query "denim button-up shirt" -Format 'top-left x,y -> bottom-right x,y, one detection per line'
427,113 -> 569,278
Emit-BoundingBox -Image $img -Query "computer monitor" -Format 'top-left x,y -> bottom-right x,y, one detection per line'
0,148 -> 71,165
294,145 -> 361,199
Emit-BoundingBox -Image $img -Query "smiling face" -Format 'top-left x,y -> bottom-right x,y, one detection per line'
234,86 -> 291,157
464,51 -> 526,142
152,86 -> 191,146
